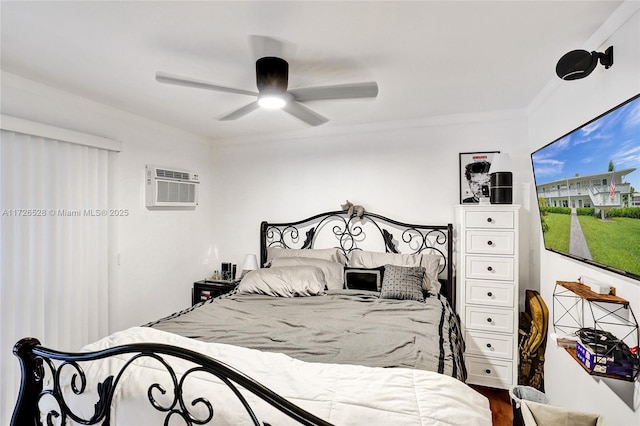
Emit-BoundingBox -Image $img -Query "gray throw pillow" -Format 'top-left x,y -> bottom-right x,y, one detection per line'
380,264 -> 425,302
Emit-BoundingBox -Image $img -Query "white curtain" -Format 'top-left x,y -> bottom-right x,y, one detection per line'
0,123 -> 118,424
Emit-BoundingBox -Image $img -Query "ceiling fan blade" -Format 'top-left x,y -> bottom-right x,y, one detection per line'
156,72 -> 257,97
218,101 -> 260,121
288,82 -> 378,101
282,101 -> 329,126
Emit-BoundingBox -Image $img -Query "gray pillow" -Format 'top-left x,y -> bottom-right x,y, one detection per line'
379,264 -> 425,302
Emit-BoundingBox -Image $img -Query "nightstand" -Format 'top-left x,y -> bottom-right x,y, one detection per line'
192,280 -> 239,305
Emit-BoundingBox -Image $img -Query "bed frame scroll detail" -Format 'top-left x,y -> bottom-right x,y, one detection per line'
260,210 -> 455,306
11,338 -> 332,426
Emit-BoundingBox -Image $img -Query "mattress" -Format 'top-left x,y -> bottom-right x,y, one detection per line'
149,289 -> 466,380
74,327 -> 491,426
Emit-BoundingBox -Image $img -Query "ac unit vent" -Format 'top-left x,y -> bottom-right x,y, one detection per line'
146,165 -> 199,207
156,169 -> 190,181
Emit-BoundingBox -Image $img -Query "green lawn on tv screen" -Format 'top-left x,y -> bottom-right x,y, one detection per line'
542,213 -> 640,276
578,216 -> 640,276
541,213 -> 570,253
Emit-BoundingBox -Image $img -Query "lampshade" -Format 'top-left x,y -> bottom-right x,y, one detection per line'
489,153 -> 512,174
241,254 -> 259,274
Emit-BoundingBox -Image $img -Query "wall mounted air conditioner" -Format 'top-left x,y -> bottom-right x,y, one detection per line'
145,165 -> 199,207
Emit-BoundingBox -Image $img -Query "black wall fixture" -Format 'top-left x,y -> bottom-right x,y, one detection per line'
556,46 -> 614,80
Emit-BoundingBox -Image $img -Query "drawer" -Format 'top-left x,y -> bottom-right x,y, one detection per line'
465,330 -> 514,359
466,356 -> 514,388
466,230 -> 514,255
465,210 -> 514,229
465,306 -> 514,333
466,256 -> 514,281
465,280 -> 515,308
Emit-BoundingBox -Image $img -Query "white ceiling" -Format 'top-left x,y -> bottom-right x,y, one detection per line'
0,1 -> 623,141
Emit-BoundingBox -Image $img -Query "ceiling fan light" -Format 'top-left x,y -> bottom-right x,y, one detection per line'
258,94 -> 286,109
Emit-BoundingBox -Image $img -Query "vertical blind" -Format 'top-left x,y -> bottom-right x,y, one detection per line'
0,124 -> 118,423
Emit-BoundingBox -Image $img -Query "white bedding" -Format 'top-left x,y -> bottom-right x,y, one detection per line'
54,327 -> 491,425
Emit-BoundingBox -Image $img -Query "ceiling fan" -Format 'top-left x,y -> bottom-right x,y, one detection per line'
155,55 -> 378,126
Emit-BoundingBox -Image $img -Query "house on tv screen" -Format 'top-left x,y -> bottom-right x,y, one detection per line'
536,167 -> 637,212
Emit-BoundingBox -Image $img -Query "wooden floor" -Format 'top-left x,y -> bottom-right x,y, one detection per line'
470,385 -> 513,426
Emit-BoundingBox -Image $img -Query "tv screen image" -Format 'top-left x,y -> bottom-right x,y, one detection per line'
531,93 -> 640,281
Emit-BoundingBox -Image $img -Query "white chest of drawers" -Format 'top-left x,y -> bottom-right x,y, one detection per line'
456,205 -> 519,389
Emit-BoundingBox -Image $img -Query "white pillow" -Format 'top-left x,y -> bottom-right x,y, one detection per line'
348,250 -> 442,294
349,251 -> 420,268
237,266 -> 326,297
421,255 -> 442,295
269,257 -> 344,290
266,247 -> 346,265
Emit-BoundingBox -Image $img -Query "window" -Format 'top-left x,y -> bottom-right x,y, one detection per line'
0,116 -> 121,422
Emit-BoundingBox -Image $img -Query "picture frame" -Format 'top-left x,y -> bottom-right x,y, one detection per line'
459,151 -> 499,204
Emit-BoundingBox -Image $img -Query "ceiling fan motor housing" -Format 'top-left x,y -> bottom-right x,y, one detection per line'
256,57 -> 289,93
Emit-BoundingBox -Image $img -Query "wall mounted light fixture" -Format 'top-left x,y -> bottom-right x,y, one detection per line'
556,46 -> 613,80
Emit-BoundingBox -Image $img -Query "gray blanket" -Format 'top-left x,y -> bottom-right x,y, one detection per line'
148,289 -> 466,381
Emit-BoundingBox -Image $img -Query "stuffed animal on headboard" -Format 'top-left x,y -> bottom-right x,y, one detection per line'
341,200 -> 365,219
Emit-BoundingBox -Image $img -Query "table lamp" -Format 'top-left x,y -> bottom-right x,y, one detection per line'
241,254 -> 259,278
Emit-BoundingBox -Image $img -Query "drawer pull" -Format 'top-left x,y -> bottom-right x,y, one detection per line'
486,343 -> 492,348
487,240 -> 493,246
487,317 -> 493,323
485,369 -> 492,374
487,266 -> 493,272
487,292 -> 493,297
487,217 -> 493,223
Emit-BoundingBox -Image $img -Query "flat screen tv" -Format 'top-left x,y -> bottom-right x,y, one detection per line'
531,93 -> 640,282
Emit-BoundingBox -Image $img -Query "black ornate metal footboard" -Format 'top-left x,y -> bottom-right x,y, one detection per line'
260,210 -> 455,307
11,338 -> 332,426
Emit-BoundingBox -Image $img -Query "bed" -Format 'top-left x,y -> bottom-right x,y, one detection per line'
11,210 -> 492,425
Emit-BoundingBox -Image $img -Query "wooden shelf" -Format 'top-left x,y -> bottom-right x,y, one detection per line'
554,280 -> 639,381
556,281 -> 628,306
565,347 -> 638,382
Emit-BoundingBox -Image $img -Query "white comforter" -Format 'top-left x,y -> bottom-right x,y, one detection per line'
58,327 -> 491,425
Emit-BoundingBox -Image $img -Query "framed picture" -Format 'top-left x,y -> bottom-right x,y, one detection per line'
459,151 -> 499,203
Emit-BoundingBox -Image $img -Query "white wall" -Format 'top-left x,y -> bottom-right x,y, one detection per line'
527,4 -> 640,424
1,71 -> 216,332
211,111 -> 530,298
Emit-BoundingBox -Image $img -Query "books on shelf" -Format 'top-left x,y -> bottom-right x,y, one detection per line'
575,339 -> 636,379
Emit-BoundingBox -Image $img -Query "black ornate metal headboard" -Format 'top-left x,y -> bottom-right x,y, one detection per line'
260,210 -> 455,307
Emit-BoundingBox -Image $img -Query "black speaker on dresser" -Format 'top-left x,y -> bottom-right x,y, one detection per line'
490,171 -> 513,204
488,153 -> 513,204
